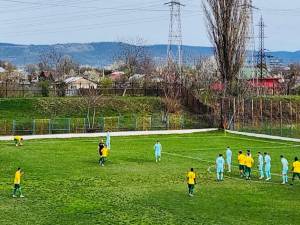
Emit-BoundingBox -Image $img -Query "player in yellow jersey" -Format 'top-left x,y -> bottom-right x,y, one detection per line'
238,150 -> 246,177
14,136 -> 23,147
245,152 -> 254,180
291,157 -> 300,186
13,168 -> 24,198
186,168 -> 196,197
99,146 -> 109,167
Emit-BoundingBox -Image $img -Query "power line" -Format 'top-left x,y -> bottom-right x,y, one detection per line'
165,1 -> 184,72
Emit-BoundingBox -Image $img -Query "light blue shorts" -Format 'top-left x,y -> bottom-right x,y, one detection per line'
217,167 -> 224,173
155,151 -> 161,157
282,168 -> 288,175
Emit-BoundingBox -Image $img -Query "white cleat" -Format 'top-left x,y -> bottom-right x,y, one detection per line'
281,182 -> 286,185
20,195 -> 25,198
259,177 -> 264,180
12,195 -> 17,198
266,178 -> 271,181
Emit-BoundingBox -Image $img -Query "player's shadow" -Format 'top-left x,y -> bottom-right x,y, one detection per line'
82,159 -> 119,166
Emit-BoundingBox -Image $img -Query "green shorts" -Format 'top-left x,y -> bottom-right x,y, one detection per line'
239,165 -> 245,170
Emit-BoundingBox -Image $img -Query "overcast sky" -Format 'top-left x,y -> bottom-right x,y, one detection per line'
0,0 -> 299,51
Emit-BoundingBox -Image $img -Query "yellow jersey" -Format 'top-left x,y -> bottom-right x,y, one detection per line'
293,161 -> 300,173
14,136 -> 22,141
101,148 -> 109,157
14,170 -> 21,184
245,156 -> 254,168
187,171 -> 196,185
238,154 -> 246,165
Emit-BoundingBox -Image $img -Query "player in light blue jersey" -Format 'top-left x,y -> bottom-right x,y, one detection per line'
258,152 -> 264,179
226,147 -> 232,172
154,140 -> 162,163
106,130 -> 111,149
280,155 -> 289,184
264,152 -> 272,181
216,154 -> 225,181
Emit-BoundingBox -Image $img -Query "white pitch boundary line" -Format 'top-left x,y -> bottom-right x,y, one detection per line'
0,128 -> 218,141
225,134 -> 297,146
226,130 -> 300,143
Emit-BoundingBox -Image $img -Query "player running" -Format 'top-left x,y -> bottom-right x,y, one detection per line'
98,139 -> 105,164
264,152 -> 272,181
280,155 -> 289,184
226,147 -> 232,173
245,152 -> 254,180
106,130 -> 111,149
187,168 -> 196,197
13,168 -> 24,198
216,154 -> 225,181
14,136 -> 23,147
99,146 -> 109,167
154,140 -> 162,163
258,152 -> 264,179
238,151 -> 246,177
290,157 -> 300,186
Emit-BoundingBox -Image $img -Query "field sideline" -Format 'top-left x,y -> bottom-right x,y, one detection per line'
0,130 -> 299,225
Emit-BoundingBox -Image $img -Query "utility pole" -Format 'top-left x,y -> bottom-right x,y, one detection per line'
257,15 -> 266,79
165,1 -> 184,74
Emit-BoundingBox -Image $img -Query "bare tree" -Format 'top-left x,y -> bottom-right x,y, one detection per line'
38,48 -> 63,79
79,89 -> 102,131
161,62 -> 182,115
203,0 -> 250,97
57,55 -> 79,77
115,38 -> 154,78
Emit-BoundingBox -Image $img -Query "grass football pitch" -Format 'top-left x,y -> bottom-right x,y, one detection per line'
0,131 -> 299,225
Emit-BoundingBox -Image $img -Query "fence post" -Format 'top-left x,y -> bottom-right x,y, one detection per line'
181,115 -> 184,129
280,101 -> 283,136
251,99 -> 254,128
260,98 -> 263,134
117,116 -> 120,131
270,100 -> 273,136
84,118 -> 86,133
68,118 -> 71,133
12,120 -> 16,135
242,98 -> 245,129
135,114 -> 138,131
290,101 -> 293,137
32,119 -> 36,135
48,119 -> 52,134
166,115 -> 170,130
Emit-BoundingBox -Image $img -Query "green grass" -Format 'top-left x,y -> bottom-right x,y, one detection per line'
0,96 -> 163,119
0,131 -> 299,225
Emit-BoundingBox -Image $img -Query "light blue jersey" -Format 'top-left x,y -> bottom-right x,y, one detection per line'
216,156 -> 225,172
281,157 -> 289,183
281,158 -> 288,171
106,132 -> 111,149
216,156 -> 225,181
258,154 -> 264,178
265,155 -> 271,168
154,143 -> 162,156
258,155 -> 264,167
226,148 -> 232,163
264,154 -> 272,179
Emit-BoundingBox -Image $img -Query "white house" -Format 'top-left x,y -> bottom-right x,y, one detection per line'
64,76 -> 98,96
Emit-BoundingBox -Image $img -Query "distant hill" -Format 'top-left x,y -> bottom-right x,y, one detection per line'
0,42 -> 298,67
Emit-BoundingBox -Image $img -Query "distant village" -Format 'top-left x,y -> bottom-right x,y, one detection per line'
0,50 -> 299,98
